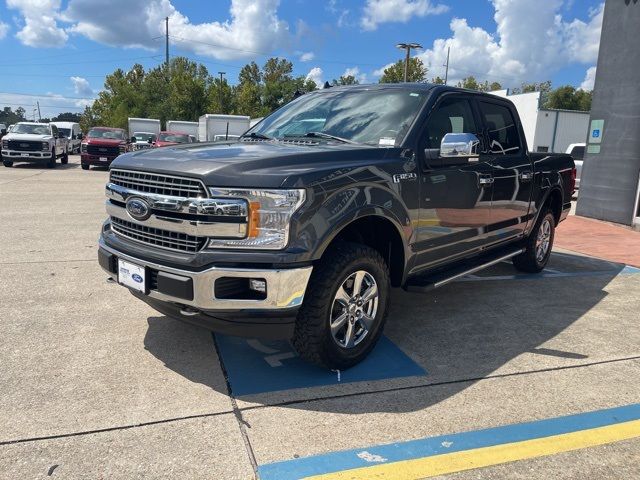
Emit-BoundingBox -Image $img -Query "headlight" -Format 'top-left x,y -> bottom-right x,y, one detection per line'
119,144 -> 126,153
207,188 -> 306,250
1,140 -> 7,149
81,144 -> 87,153
42,142 -> 49,151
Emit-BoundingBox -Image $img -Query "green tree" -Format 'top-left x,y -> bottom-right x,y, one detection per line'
262,57 -> 295,113
235,62 -> 264,117
379,57 -> 427,83
207,77 -> 235,115
332,75 -> 359,86
431,76 -> 445,85
169,57 -> 211,120
0,106 -> 27,125
457,76 -> 480,90
545,85 -> 592,111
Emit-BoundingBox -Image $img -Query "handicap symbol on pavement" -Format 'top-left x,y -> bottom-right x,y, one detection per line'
215,335 -> 426,396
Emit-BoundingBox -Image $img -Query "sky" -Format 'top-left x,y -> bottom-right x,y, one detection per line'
0,0 -> 603,119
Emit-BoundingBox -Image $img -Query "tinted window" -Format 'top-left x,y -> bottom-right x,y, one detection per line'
424,97 -> 479,149
570,145 -> 585,160
479,102 -> 521,154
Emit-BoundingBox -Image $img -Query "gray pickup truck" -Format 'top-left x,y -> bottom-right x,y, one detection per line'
98,84 -> 575,368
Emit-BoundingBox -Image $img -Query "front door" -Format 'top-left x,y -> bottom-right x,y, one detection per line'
413,94 -> 494,271
476,99 -> 534,242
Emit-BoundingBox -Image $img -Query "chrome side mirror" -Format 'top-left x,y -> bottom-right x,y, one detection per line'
440,133 -> 480,158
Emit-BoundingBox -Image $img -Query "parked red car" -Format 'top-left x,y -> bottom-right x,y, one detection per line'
154,131 -> 194,147
81,127 -> 129,170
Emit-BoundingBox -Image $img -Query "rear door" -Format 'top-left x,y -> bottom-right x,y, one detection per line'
476,99 -> 534,242
413,94 -> 494,269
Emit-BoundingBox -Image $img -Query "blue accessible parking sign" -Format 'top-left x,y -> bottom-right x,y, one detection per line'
215,335 -> 426,396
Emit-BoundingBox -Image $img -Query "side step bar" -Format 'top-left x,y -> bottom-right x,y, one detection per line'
405,248 -> 525,293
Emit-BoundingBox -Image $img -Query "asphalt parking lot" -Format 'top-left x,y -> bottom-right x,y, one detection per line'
1,156 -> 639,479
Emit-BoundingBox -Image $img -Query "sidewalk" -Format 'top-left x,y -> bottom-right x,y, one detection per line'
555,215 -> 640,267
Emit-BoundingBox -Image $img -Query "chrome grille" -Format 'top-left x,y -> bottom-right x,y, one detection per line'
111,217 -> 206,253
109,169 -> 207,198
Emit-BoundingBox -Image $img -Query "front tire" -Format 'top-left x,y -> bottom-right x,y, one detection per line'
3,160 -> 13,167
513,210 -> 555,273
292,242 -> 390,369
61,148 -> 69,164
47,149 -> 56,168
81,164 -> 90,170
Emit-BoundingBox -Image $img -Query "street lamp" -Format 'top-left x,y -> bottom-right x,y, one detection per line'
218,71 -> 226,114
396,43 -> 422,83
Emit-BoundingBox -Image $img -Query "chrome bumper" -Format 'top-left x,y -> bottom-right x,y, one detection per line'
99,239 -> 313,311
1,149 -> 52,159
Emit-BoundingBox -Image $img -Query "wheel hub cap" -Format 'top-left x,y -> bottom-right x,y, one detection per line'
330,270 -> 379,349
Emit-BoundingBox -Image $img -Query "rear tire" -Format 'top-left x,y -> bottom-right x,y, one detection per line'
292,242 -> 390,370
61,148 -> 69,164
512,210 -> 555,273
47,149 -> 56,169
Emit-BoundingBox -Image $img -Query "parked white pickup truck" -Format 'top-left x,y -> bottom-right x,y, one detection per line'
1,122 -> 68,168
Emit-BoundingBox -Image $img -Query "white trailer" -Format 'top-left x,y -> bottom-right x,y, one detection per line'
127,118 -> 161,137
166,120 -> 199,137
198,114 -> 250,142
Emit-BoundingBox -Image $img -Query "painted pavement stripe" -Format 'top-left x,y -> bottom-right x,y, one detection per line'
257,403 -> 640,480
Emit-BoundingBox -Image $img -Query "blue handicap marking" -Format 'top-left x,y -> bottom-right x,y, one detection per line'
592,129 -> 600,138
215,335 -> 426,396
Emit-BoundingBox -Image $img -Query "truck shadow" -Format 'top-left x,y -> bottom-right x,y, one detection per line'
6,162 -> 80,170
142,252 -> 633,414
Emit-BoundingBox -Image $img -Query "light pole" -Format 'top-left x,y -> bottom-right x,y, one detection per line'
396,43 -> 422,83
218,71 -> 226,114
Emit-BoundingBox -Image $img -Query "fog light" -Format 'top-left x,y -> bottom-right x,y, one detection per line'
249,279 -> 267,293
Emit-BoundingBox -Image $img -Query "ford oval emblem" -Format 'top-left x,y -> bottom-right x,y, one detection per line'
126,197 -> 151,221
132,274 -> 143,283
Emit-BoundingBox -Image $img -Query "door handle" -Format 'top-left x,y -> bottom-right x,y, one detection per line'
520,171 -> 534,181
478,175 -> 494,186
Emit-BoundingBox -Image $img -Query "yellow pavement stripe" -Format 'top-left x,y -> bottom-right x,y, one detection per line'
304,419 -> 640,480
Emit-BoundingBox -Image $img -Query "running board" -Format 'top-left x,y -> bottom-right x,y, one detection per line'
405,248 -> 525,293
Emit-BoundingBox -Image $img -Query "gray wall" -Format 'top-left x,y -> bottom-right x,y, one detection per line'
576,0 -> 640,225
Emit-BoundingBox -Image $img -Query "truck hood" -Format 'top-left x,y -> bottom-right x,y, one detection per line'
4,133 -> 53,142
110,141 -> 394,189
84,138 -> 126,146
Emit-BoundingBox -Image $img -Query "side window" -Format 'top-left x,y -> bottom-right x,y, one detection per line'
424,97 -> 479,149
51,125 -> 58,137
479,101 -> 521,154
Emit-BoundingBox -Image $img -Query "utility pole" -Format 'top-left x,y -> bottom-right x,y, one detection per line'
218,72 -> 226,114
444,46 -> 450,85
36,101 -> 41,121
395,43 -> 422,82
165,17 -> 169,70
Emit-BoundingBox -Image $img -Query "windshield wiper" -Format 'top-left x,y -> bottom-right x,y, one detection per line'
303,132 -> 359,144
240,132 -> 274,141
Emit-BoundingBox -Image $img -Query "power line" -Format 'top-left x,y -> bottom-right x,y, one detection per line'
0,102 -> 85,110
0,92 -> 93,100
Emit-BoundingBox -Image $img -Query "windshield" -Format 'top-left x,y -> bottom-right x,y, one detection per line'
88,129 -> 125,140
58,128 -> 71,138
159,133 -> 189,143
247,88 -> 429,146
133,132 -> 156,142
13,124 -> 51,135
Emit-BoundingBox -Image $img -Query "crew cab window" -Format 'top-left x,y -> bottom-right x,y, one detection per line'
478,102 -> 521,154
51,125 -> 58,136
570,145 -> 585,160
424,97 -> 479,148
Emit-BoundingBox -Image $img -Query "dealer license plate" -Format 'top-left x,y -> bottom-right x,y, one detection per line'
118,259 -> 146,293
99,157 -> 108,161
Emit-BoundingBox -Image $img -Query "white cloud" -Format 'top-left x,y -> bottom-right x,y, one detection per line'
0,20 -> 9,40
70,76 -> 93,96
6,0 -> 68,47
0,92 -> 89,119
306,67 -> 324,86
361,0 -> 449,31
373,62 -> 394,77
343,67 -> 368,83
580,66 -> 596,91
327,0 -> 351,27
299,51 -> 315,62
416,0 -> 603,87
62,0 -> 290,60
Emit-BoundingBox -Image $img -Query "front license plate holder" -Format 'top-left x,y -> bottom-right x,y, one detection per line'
99,157 -> 108,161
118,259 -> 146,293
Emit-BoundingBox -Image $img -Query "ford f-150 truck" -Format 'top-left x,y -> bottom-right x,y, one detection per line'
98,84 -> 575,368
81,127 -> 129,170
2,122 -> 68,168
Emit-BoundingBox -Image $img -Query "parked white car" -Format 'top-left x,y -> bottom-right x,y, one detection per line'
1,122 -> 68,168
566,143 -> 585,189
52,122 -> 82,154
131,132 -> 157,150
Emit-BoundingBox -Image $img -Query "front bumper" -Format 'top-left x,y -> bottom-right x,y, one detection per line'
1,149 -> 52,160
98,238 -> 313,338
81,153 -> 119,165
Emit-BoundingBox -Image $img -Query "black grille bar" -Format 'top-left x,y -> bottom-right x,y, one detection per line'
111,217 -> 206,253
109,170 -> 207,198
